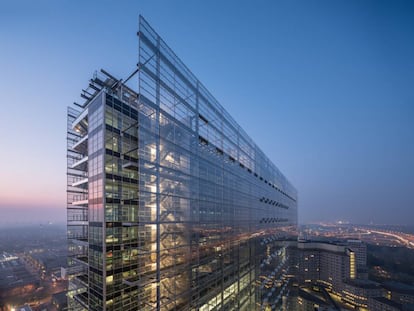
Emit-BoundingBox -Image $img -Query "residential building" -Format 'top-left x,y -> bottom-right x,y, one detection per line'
289,240 -> 382,309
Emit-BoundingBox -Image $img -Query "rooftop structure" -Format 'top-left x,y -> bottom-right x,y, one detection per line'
369,296 -> 403,311
383,281 -> 414,305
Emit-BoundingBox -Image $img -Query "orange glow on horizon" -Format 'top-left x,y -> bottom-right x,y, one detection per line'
0,194 -> 64,209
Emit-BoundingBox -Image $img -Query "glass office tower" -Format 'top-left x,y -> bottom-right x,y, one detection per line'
67,16 -> 297,311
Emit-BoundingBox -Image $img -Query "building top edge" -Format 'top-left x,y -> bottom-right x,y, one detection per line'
70,16 -> 298,199
138,15 -> 297,197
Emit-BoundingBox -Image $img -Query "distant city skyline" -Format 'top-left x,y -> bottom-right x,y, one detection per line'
1,0 -> 413,224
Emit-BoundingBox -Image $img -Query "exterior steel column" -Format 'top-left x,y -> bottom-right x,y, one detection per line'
155,34 -> 161,311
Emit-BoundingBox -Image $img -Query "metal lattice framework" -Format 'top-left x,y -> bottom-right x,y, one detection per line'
67,15 -> 297,311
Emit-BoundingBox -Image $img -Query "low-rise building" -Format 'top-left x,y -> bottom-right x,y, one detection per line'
342,279 -> 382,308
369,296 -> 403,311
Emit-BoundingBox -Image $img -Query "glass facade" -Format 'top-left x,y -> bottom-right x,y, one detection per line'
67,16 -> 297,311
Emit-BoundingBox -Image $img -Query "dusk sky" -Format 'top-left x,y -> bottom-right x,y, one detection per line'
0,0 -> 413,225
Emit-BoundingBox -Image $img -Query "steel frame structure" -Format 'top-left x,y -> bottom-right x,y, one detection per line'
67,15 -> 297,311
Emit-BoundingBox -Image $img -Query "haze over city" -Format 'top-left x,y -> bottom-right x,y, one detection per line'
1,0 -> 413,225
